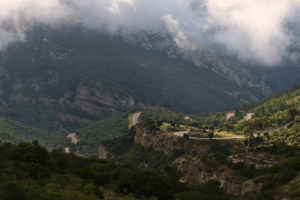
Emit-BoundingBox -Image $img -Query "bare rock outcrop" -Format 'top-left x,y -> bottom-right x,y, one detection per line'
178,159 -> 263,196
98,145 -> 115,160
134,127 -> 180,156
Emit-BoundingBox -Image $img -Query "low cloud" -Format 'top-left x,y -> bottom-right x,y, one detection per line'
0,0 -> 300,66
0,0 -> 69,50
197,0 -> 300,65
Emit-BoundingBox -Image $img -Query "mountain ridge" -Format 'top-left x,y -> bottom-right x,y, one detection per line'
119,29 -> 272,97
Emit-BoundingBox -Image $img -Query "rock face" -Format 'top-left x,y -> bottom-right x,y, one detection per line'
178,159 -> 263,196
99,126 -> 264,196
227,153 -> 279,169
134,127 -> 180,156
120,29 -> 272,97
98,145 -> 114,160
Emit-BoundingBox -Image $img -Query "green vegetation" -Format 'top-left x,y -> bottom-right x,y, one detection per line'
128,114 -> 134,128
0,141 -> 235,200
0,25 -> 265,132
73,110 -> 137,157
240,84 -> 300,115
0,118 -> 67,150
139,108 -> 186,123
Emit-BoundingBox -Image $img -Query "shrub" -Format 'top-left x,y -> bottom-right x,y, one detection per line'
207,132 -> 214,139
183,133 -> 189,139
117,171 -> 174,200
279,169 -> 298,184
228,162 -> 245,170
267,164 -> 281,174
172,149 -> 185,158
241,168 -> 255,179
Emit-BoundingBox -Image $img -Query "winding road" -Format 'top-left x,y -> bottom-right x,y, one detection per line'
173,125 -> 288,140
173,131 -> 243,140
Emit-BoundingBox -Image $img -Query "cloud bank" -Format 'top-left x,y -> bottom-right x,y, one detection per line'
0,0 -> 69,50
1,0 -> 300,66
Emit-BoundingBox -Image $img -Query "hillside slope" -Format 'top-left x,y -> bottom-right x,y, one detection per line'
0,25 -> 268,131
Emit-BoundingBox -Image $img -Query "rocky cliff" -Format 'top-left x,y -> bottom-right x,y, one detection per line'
98,125 -> 266,196
98,145 -> 114,160
178,159 -> 263,196
227,153 -> 280,169
134,127 -> 180,156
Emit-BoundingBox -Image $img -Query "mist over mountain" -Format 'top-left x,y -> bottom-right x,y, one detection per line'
1,0 -> 300,66
0,24 -> 270,131
0,0 -> 300,130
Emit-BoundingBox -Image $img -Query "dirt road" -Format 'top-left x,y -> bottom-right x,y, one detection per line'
67,133 -> 78,144
173,131 -> 243,140
173,125 -> 288,140
132,112 -> 141,126
253,125 -> 287,136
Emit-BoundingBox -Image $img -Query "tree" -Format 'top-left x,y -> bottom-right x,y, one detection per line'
256,122 -> 263,130
212,120 -> 220,127
209,126 -> 214,131
288,107 -> 298,120
170,121 -> 176,128
70,143 -> 77,153
201,179 -> 225,196
235,108 -> 242,118
183,133 -> 189,139
263,131 -> 269,137
224,123 -> 234,133
242,126 -> 253,139
207,132 -> 214,140
294,116 -> 300,122
117,171 -> 174,200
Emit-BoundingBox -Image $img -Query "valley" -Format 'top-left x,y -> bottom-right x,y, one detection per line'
0,26 -> 300,200
1,83 -> 300,200
1,0 -> 300,199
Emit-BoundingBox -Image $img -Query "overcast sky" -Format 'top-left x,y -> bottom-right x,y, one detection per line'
1,0 -> 300,66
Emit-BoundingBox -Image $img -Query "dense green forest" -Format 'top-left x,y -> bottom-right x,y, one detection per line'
0,118 -> 68,150
240,84 -> 300,114
73,109 -> 137,157
0,141 -> 238,200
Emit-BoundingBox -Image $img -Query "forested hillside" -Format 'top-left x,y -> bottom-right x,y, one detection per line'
73,107 -> 194,157
0,117 -> 68,150
0,141 -> 236,200
0,25 -> 266,132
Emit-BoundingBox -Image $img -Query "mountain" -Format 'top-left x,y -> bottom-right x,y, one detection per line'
0,117 -> 67,150
0,24 -> 270,131
96,84 -> 300,199
120,29 -> 272,96
246,64 -> 300,93
244,26 -> 300,93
